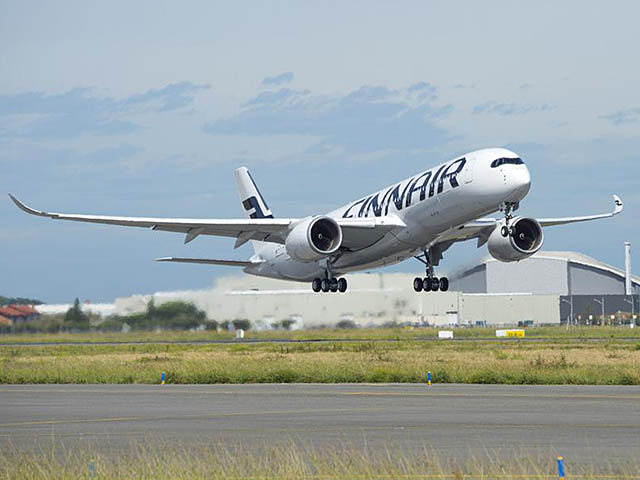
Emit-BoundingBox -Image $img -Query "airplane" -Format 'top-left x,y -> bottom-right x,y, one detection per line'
9,147 -> 623,294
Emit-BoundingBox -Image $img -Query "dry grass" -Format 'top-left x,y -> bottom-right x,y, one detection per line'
0,440 -> 638,479
2,339 -> 639,384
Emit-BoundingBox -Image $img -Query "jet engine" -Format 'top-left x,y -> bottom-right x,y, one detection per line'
488,217 -> 544,262
285,216 -> 343,262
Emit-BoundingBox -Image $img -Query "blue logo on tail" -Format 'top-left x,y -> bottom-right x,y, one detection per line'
242,196 -> 273,219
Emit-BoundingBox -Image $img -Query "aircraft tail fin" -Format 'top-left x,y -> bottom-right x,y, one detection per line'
234,167 -> 274,219
234,167 -> 274,254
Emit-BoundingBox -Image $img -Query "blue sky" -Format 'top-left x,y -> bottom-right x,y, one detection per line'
1,1 -> 638,303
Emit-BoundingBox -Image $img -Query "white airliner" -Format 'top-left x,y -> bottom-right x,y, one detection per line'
10,147 -> 623,293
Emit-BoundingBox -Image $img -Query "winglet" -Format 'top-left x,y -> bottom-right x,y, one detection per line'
8,194 -> 52,218
613,194 -> 623,215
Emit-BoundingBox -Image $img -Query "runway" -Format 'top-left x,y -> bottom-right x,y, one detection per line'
1,384 -> 639,462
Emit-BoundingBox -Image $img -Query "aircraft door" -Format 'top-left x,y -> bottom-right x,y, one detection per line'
464,158 -> 474,183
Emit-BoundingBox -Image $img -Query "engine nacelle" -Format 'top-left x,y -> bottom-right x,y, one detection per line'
285,216 -> 343,262
488,217 -> 544,262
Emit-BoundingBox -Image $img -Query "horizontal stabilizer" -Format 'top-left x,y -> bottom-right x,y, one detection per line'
155,257 -> 257,267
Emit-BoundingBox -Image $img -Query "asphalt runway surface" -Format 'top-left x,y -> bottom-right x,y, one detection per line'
1,384 -> 639,463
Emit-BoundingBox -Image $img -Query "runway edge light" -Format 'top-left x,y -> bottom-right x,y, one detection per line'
161,371 -> 166,386
89,460 -> 95,477
427,371 -> 432,386
557,456 -> 565,478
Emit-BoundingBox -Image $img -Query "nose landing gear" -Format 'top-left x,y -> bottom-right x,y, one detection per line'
413,248 -> 449,293
499,201 -> 519,237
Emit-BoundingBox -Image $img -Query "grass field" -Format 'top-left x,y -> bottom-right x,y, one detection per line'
1,328 -> 639,384
1,441 -> 638,479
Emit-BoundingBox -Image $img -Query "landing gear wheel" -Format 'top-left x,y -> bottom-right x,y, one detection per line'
312,278 -> 322,293
414,248 -> 448,293
329,278 -> 339,293
320,278 -> 331,292
337,278 -> 348,293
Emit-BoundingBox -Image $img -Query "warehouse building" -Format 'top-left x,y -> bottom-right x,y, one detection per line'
114,273 -> 561,327
449,251 -> 640,296
449,249 -> 639,325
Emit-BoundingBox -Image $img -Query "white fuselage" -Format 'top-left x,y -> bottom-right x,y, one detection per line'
245,148 -> 531,281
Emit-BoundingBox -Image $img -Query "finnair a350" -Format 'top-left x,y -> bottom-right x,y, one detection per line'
10,148 -> 623,293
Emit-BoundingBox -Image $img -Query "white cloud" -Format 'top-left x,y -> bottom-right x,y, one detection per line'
262,72 -> 294,86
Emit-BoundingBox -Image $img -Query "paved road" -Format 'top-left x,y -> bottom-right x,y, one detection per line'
1,384 -> 639,462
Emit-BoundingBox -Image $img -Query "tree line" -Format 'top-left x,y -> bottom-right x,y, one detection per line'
0,296 -> 43,306
1,299 -> 217,333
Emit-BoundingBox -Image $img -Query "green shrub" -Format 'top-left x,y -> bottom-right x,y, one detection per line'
232,319 -> 251,331
97,301 -> 209,332
336,320 -> 357,329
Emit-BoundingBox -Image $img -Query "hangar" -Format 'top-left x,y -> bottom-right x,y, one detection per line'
449,251 -> 640,296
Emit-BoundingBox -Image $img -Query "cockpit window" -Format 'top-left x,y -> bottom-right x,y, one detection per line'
491,157 -> 524,168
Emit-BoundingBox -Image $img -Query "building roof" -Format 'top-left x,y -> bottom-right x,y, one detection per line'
10,305 -> 39,315
0,314 -> 11,326
0,305 -> 40,318
453,250 -> 640,285
0,306 -> 25,317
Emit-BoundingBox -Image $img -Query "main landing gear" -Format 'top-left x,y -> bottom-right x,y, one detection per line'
311,261 -> 347,293
413,249 -> 449,293
311,276 -> 347,293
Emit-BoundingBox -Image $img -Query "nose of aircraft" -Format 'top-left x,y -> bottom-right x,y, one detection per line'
510,165 -> 531,201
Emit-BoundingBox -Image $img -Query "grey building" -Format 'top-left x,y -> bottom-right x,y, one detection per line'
114,273 -> 561,327
449,251 -> 640,296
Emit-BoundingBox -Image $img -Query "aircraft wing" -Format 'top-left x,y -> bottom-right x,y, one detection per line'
9,194 -> 295,245
436,194 -> 624,248
9,194 -> 405,251
537,194 -> 623,227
